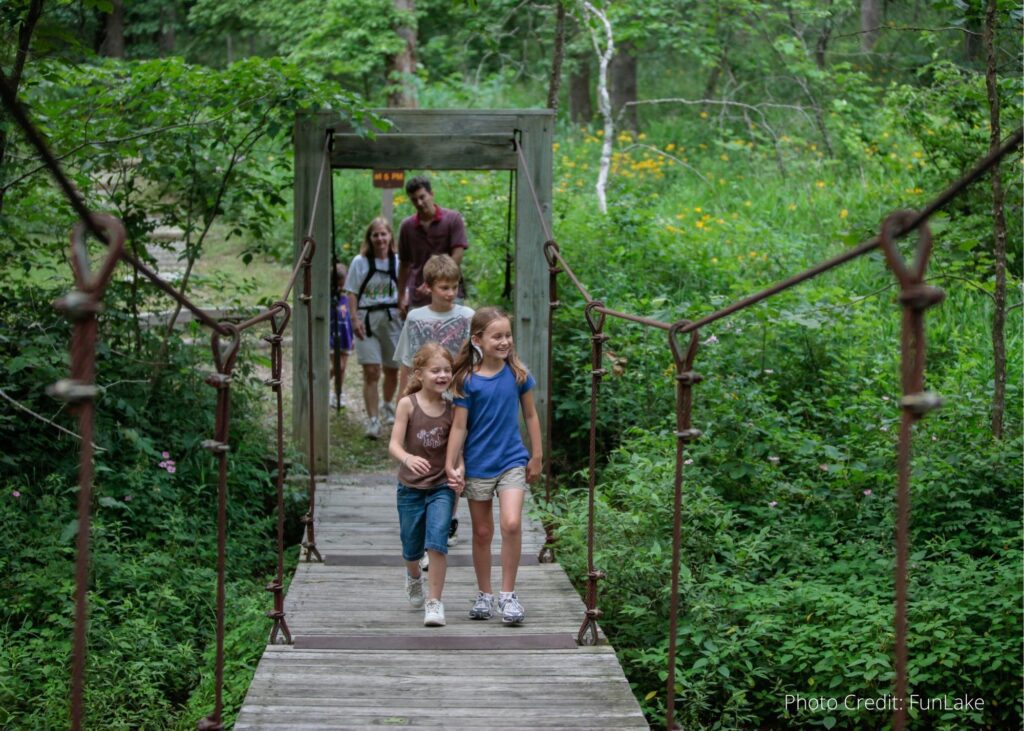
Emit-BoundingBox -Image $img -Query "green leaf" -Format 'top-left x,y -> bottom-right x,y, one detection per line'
60,519 -> 79,544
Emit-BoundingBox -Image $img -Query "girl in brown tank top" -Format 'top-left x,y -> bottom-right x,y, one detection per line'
388,343 -> 465,626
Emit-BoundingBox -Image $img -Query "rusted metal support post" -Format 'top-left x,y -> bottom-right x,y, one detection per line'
665,322 -> 703,731
198,322 -> 241,731
300,238 -> 323,563
879,212 -> 944,731
577,300 -> 608,645
51,215 -> 126,731
264,302 -> 294,644
538,240 -> 563,564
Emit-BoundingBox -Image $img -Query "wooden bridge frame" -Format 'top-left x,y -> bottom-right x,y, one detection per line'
293,109 -> 554,472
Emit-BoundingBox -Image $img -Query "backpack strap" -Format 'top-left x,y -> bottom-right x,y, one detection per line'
355,253 -> 399,338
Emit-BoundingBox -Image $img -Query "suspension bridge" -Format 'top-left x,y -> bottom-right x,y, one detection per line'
2,73 -> 1021,730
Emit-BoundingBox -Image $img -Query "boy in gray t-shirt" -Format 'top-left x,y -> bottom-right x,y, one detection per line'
395,254 -> 473,551
396,254 -> 474,393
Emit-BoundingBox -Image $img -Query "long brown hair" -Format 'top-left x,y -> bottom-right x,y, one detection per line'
403,343 -> 454,397
360,217 -> 396,257
451,306 -> 530,397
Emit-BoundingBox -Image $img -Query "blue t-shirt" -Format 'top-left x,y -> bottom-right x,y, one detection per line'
453,364 -> 535,479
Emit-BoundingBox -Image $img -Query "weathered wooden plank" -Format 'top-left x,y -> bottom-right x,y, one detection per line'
235,473 -> 645,730
331,134 -> 517,170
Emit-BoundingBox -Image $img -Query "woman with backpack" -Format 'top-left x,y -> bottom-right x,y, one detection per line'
344,217 -> 402,438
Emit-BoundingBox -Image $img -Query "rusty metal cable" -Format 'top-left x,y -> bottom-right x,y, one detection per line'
265,302 -> 294,645
537,242 -> 563,564
50,215 -> 126,731
299,238 -> 323,563
878,213 -> 944,731
196,322 -> 241,731
665,323 -> 703,731
672,127 -> 1022,336
577,301 -> 608,646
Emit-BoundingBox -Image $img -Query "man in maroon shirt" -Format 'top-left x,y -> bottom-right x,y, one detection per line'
397,176 -> 469,315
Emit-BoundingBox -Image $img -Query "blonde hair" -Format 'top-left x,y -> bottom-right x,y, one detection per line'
423,254 -> 461,286
404,343 -> 454,397
451,306 -> 529,396
360,217 -> 396,257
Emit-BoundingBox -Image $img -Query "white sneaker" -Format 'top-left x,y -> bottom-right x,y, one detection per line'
364,416 -> 381,439
329,392 -> 338,408
418,553 -> 430,572
498,592 -> 525,625
424,599 -> 446,627
405,572 -> 424,608
338,393 -> 348,409
381,401 -> 396,425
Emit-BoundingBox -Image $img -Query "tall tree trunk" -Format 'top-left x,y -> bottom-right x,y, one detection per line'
102,0 -> 126,58
609,40 -> 638,133
0,0 -> 45,216
813,0 -> 834,69
860,0 -> 881,53
582,1 -> 613,214
568,50 -> 593,125
159,3 -> 177,56
984,0 -> 1007,438
389,0 -> 417,108
547,1 -> 567,113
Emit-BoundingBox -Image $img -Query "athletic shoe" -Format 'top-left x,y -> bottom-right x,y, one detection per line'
468,591 -> 495,620
405,572 -> 424,608
338,393 -> 348,409
498,592 -> 525,625
447,518 -> 459,547
329,392 -> 338,408
381,401 -> 396,425
419,553 -> 430,572
364,416 -> 381,439
423,599 -> 446,627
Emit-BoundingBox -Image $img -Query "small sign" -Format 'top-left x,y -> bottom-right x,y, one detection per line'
372,169 -> 405,189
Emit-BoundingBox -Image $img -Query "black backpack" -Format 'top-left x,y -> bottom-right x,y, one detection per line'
355,253 -> 399,337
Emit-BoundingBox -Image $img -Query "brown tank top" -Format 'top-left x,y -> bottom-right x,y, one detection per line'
397,393 -> 452,489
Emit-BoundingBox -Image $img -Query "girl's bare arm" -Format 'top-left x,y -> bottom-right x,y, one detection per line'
445,406 -> 468,489
520,390 -> 543,483
388,397 -> 431,475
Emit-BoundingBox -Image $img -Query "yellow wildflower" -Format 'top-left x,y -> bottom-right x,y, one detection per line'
694,207 -> 702,213
816,180 -> 826,189
700,111 -> 709,119
459,178 -> 469,185
744,200 -> 752,207
695,220 -> 704,229
839,209 -> 848,219
720,154 -> 729,161
666,143 -> 676,152
788,204 -> 797,211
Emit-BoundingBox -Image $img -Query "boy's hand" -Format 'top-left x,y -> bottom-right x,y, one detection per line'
353,320 -> 366,340
526,455 -> 542,484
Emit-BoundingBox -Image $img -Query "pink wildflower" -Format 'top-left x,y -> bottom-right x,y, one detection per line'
124,495 -> 133,502
768,500 -> 778,508
159,461 -> 168,469
167,465 -> 176,474
684,458 -> 694,465
863,489 -> 872,496
701,334 -> 719,346
11,490 -> 21,498
161,451 -> 170,459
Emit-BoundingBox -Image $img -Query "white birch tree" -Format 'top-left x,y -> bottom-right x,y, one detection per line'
580,1 -> 614,214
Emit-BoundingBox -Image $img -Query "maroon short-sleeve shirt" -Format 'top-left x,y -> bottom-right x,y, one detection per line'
398,206 -> 469,307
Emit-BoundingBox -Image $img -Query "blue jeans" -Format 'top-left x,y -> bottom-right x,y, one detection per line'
396,483 -> 455,561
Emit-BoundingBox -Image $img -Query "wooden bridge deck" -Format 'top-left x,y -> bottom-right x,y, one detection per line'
235,472 -> 648,730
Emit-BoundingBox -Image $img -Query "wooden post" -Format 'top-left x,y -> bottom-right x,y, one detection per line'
515,113 -> 554,441
293,115 -> 331,474
295,109 -> 554,464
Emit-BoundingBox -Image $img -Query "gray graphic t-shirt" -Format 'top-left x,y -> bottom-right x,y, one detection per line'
395,304 -> 475,367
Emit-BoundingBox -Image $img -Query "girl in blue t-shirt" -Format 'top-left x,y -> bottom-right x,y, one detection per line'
445,307 -> 543,625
